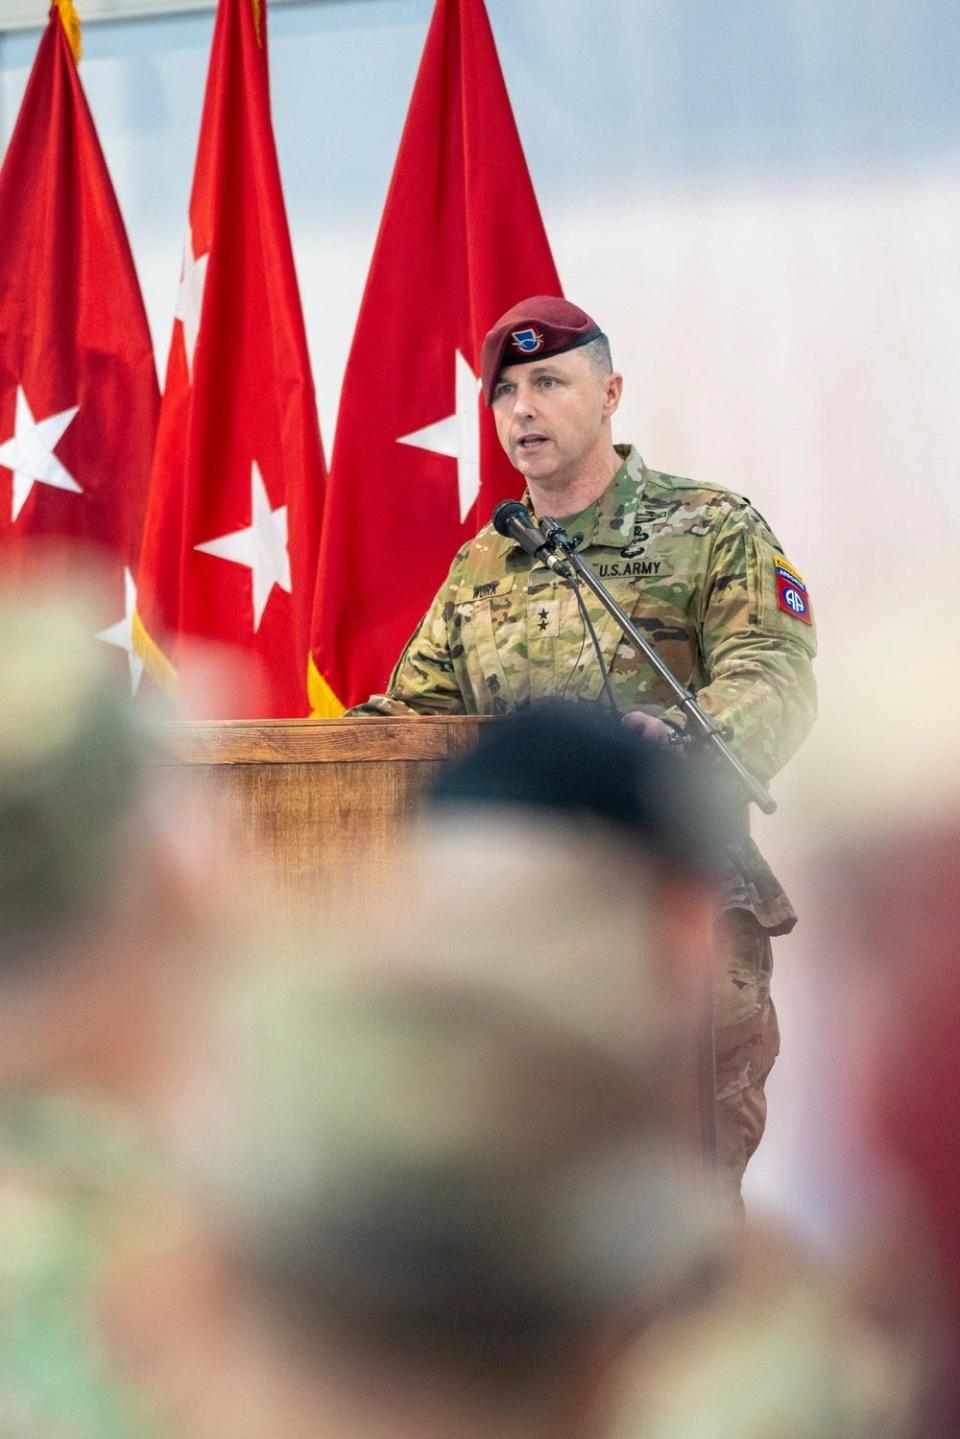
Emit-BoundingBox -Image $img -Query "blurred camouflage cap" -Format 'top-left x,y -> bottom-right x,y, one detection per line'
189,954 -> 724,1382
0,589 -> 151,971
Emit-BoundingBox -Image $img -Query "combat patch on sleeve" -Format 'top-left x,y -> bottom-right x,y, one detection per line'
774,556 -> 812,625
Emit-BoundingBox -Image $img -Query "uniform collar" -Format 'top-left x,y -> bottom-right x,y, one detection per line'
492,444 -> 647,558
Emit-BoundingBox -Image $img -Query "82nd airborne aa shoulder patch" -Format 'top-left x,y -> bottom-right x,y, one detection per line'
774,556 -> 812,625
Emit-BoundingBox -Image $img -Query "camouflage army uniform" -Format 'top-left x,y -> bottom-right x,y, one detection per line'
354,444 -> 817,1192
0,1094 -> 167,1439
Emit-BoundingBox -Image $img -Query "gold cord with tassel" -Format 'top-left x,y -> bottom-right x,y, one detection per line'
53,0 -> 83,63
250,0 -> 264,48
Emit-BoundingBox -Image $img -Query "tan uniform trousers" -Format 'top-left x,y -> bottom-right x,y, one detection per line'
714,908 -> 780,1198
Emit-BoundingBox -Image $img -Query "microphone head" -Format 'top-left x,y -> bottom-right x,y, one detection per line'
491,499 -> 531,538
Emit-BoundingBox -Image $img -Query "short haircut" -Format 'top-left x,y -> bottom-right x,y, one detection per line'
582,331 -> 613,376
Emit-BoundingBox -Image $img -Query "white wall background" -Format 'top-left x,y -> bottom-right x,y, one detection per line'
2,0 -> 958,1233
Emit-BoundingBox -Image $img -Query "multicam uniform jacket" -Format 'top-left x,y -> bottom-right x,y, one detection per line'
355,445 -> 817,931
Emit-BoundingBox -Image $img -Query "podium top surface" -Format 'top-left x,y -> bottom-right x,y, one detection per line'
156,716 -> 492,765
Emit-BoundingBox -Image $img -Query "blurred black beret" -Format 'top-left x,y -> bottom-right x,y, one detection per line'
429,700 -> 733,879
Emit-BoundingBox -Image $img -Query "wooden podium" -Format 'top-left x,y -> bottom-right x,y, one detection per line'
161,715 -> 717,1166
160,715 -> 489,905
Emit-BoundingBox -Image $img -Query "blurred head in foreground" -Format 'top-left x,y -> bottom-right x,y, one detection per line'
394,703 -> 931,1437
414,700 -> 728,1080
114,948 -> 724,1439
0,584 -> 210,1095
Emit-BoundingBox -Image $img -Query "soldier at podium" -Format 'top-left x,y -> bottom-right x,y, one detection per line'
349,296 -> 817,1196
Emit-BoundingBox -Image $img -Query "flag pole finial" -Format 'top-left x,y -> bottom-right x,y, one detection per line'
53,0 -> 83,63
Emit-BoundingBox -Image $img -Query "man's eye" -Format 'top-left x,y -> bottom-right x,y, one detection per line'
494,385 -> 514,399
539,376 -> 556,388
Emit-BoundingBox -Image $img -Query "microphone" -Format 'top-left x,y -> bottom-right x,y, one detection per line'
491,500 -> 573,579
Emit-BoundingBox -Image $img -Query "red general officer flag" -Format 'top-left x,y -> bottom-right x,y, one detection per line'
0,2 -> 159,691
136,0 -> 326,717
308,0 -> 561,714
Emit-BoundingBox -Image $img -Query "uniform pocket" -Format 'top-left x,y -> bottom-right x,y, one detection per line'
452,576 -> 522,711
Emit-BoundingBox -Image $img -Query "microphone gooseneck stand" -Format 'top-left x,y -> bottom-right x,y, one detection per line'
537,514 -> 777,817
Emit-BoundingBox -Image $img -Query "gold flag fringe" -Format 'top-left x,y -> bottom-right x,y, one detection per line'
54,0 -> 83,63
132,610 -> 179,696
251,0 -> 264,48
307,654 -> 346,717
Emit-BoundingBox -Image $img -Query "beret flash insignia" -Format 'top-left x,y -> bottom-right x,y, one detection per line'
510,327 -> 544,354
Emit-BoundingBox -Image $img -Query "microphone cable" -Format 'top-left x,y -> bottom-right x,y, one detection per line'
567,571 -> 620,716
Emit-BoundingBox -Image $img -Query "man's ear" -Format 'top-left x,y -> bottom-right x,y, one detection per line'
602,371 -> 623,420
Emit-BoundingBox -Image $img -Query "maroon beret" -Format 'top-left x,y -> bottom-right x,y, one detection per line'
479,296 -> 603,404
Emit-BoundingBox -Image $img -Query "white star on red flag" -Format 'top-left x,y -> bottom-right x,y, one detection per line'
174,225 -> 209,379
194,461 -> 291,631
96,567 -> 144,695
397,350 -> 480,523
0,386 -> 81,521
